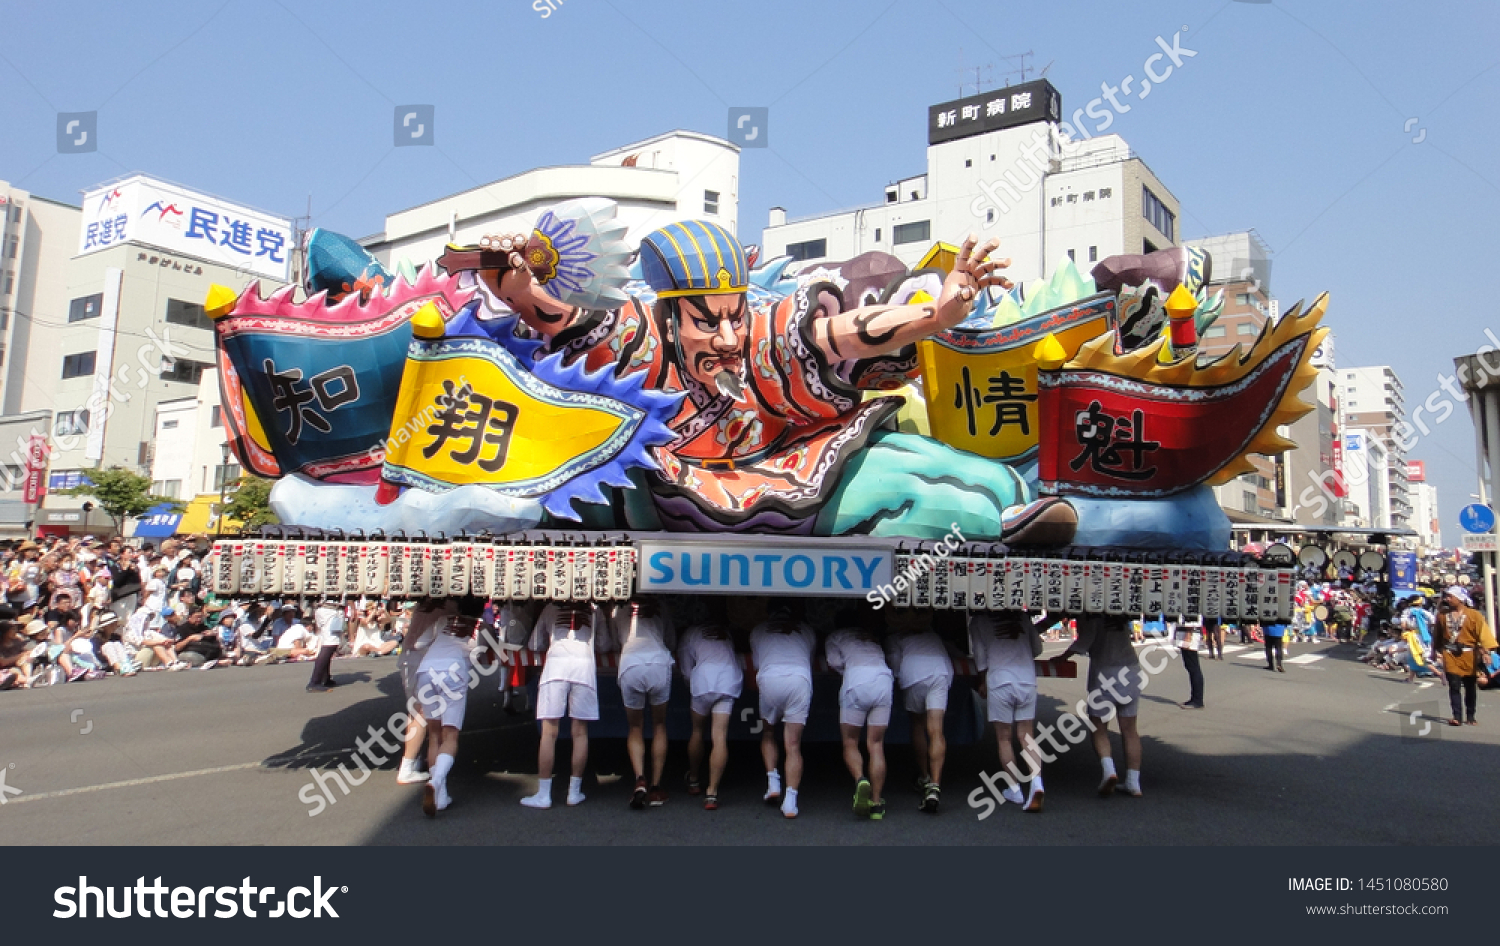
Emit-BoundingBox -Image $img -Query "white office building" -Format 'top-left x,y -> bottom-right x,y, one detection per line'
364,130 -> 740,270
759,80 -> 1181,289
1339,365 -> 1411,530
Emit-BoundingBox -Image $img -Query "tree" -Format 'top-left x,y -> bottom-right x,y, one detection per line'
220,475 -> 277,531
60,467 -> 184,535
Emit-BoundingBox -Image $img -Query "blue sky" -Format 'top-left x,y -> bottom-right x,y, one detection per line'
2,0 -> 1498,544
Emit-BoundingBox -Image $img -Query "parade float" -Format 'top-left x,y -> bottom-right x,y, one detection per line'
203,197 -> 1327,626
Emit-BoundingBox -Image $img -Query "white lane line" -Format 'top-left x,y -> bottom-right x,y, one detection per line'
1220,644 -> 1250,655
1285,653 -> 1324,665
1,762 -> 261,806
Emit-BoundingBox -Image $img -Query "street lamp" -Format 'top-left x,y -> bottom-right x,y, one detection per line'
217,441 -> 231,537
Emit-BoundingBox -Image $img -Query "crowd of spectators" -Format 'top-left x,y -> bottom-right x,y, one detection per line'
0,534 -> 413,690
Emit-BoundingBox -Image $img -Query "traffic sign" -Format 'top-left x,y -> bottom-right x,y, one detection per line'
1460,503 -> 1496,534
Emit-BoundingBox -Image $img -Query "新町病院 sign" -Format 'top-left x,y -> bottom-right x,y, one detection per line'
636,538 -> 893,597
928,79 -> 1062,145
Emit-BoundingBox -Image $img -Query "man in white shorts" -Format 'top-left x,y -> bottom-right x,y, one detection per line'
307,600 -> 345,692
396,599 -> 451,785
416,597 -> 487,817
1058,613 -> 1144,798
612,597 -> 675,809
678,605 -> 743,810
971,610 -> 1046,813
886,614 -> 955,813
749,604 -> 816,819
522,601 -> 603,809
826,609 -> 895,820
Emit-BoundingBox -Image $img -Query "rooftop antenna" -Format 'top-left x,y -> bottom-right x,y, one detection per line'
998,50 -> 1036,87
955,47 -> 995,97
290,195 -> 311,289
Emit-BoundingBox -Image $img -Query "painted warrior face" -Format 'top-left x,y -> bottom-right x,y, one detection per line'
666,294 -> 747,391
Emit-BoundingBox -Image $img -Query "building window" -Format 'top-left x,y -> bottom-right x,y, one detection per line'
784,238 -> 827,262
1203,326 -> 1227,338
986,209 -> 994,223
873,228 -> 881,242
1237,323 -> 1257,336
162,419 -> 179,430
1142,186 -> 1175,241
703,190 -> 719,215
160,358 -> 211,384
892,220 -> 931,245
213,463 -> 241,490
886,190 -> 897,203
910,190 -> 919,200
1067,249 -> 1075,262
3,273 -> 11,295
964,158 -> 972,168
62,351 -> 96,379
1143,239 -> 1158,254
6,235 -> 16,259
153,480 -> 182,500
68,293 -> 103,322
54,410 -> 90,436
1088,246 -> 1098,262
165,299 -> 213,331
210,405 -> 223,428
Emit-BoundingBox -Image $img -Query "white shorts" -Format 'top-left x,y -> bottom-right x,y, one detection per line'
757,674 -> 812,726
1087,664 -> 1142,718
839,678 -> 893,728
691,692 -> 736,717
618,663 -> 672,710
986,681 -> 1038,723
415,662 -> 468,729
536,680 -> 600,721
902,675 -> 952,714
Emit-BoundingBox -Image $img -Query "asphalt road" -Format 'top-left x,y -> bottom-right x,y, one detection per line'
2,637 -> 1496,845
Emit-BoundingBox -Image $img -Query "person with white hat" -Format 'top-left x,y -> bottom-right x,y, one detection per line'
1437,586 -> 1496,726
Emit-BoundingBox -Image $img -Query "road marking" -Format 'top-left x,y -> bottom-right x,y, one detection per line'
1285,653 -> 1324,665
1220,644 -> 1250,655
0,762 -> 260,806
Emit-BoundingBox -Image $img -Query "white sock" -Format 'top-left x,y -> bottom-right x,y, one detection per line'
1002,785 -> 1024,805
1124,769 -> 1141,791
535,776 -> 553,797
567,776 -> 586,805
781,788 -> 798,815
431,752 -> 454,786
1101,757 -> 1117,780
1030,775 -> 1044,793
766,769 -> 782,795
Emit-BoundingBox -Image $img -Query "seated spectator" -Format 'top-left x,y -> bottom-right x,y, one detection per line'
272,608 -> 317,661
136,608 -> 187,671
352,603 -> 399,656
174,611 -> 224,669
95,612 -> 139,676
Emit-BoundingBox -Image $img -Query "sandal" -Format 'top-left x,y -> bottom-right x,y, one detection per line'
703,793 -> 719,810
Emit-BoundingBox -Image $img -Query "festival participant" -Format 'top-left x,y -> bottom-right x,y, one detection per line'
396,600 -> 448,785
307,600 -> 345,691
972,610 -> 1046,812
885,616 -> 955,813
521,601 -> 604,809
750,604 -> 816,819
272,607 -> 318,662
1436,586 -> 1496,726
1058,614 -> 1144,798
1263,619 -> 1287,672
825,608 -> 895,820
416,596 -> 487,816
1175,615 -> 1205,708
612,597 -> 675,809
678,605 -> 743,810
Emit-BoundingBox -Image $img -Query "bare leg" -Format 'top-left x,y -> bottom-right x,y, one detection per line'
625,707 -> 646,779
784,723 -> 805,791
839,723 -> 865,782
867,725 -> 887,804
1088,715 -> 1113,765
993,720 -> 1017,773
761,727 -> 779,778
403,714 -> 427,763
925,708 -> 946,786
1016,718 -> 1041,780
649,703 -> 668,787
1120,715 -> 1141,772
687,711 -> 707,785
708,712 -> 730,794
570,718 -> 589,779
537,718 -> 560,780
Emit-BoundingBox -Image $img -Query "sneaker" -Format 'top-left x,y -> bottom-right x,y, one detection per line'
853,777 -> 873,816
1023,784 -> 1045,813
1098,774 -> 1118,798
306,684 -> 332,693
763,772 -> 782,805
435,783 -> 452,811
686,774 -> 703,796
869,801 -> 886,821
703,794 -> 719,811
630,777 -> 648,810
648,786 -> 668,807
566,786 -> 586,807
1118,782 -> 1143,797
1002,785 -> 1025,806
914,774 -> 933,794
1277,666 -> 1285,673
422,784 -> 437,818
520,790 -> 552,809
781,795 -> 798,819
920,783 -> 941,813
396,760 -> 430,785
66,667 -> 88,683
